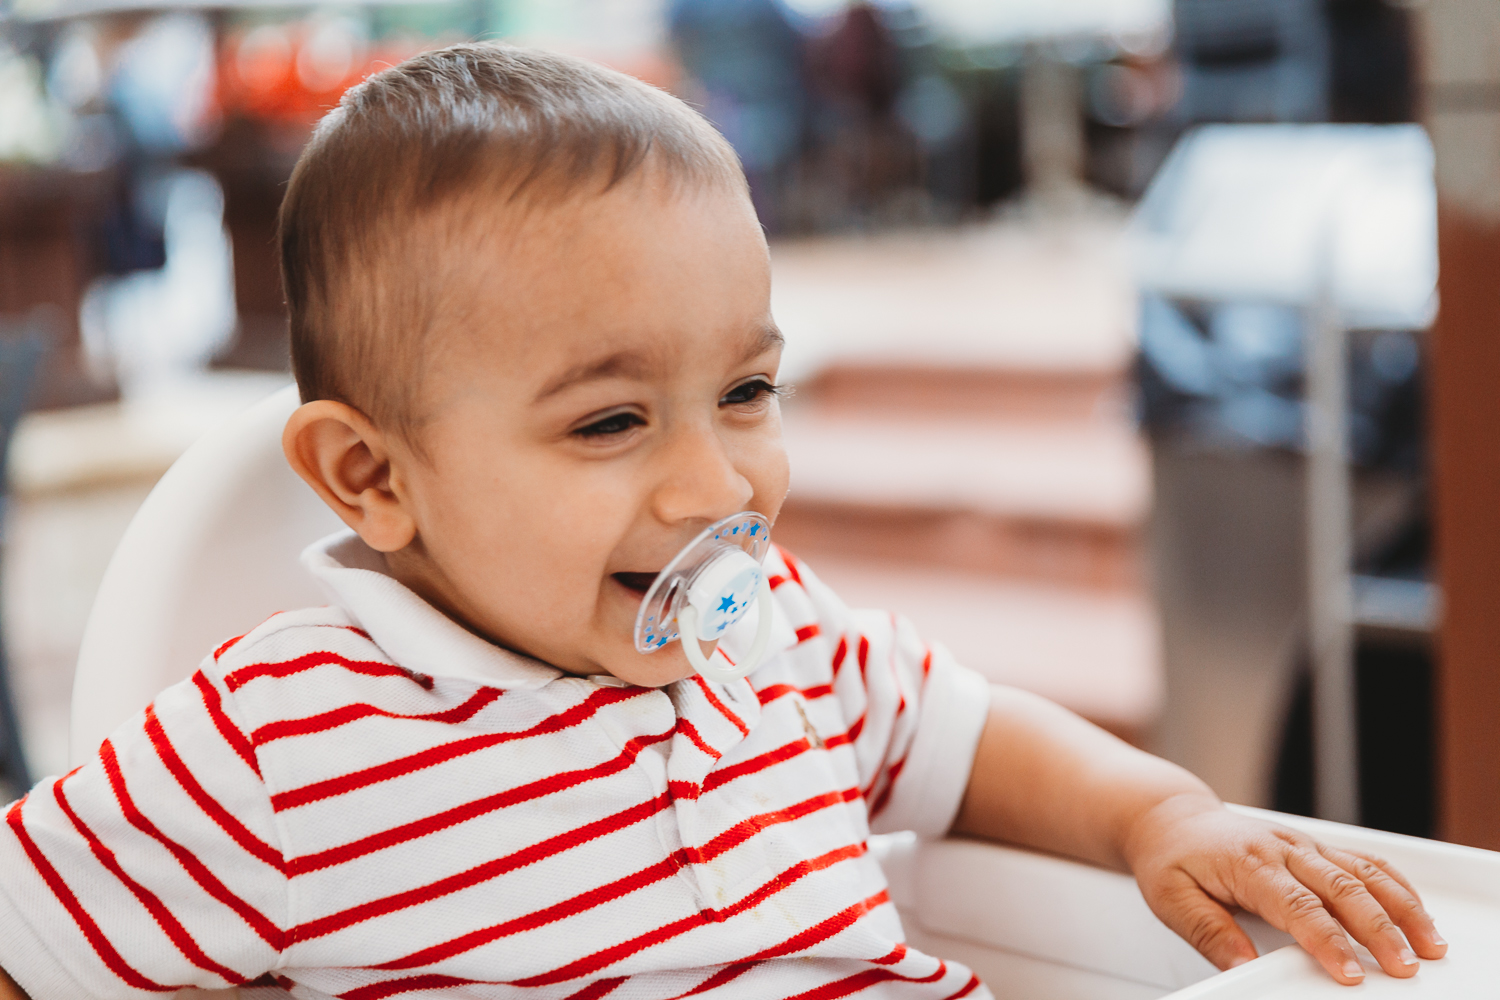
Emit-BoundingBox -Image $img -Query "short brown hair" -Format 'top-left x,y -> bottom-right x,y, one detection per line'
278,43 -> 743,436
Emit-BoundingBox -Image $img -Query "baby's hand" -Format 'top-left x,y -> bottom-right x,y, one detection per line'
1123,793 -> 1448,984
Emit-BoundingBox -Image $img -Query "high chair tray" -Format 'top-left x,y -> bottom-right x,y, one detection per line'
876,805 -> 1498,999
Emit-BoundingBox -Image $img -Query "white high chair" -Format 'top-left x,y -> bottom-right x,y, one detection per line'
72,386 -> 1500,999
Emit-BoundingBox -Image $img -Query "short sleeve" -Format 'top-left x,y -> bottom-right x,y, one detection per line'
0,663 -> 287,998
779,551 -> 991,839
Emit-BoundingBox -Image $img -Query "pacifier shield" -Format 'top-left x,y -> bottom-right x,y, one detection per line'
634,511 -> 771,655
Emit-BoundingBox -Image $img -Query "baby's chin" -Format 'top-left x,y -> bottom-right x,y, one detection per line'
589,644 -> 700,689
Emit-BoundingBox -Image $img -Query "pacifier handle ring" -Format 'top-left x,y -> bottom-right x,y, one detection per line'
678,577 -> 775,682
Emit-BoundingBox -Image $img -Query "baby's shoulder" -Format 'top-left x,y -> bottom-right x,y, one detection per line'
201,606 -> 437,705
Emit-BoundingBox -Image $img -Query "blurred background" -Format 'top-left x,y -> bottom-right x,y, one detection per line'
0,0 -> 1498,850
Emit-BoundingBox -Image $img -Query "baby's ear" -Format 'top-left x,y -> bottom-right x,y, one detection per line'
283,400 -> 417,553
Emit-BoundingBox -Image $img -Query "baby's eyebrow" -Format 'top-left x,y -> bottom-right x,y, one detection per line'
535,326 -> 783,402
745,324 -> 784,360
534,351 -> 655,402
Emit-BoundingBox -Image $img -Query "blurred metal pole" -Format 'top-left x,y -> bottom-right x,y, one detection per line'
1018,46 -> 1086,212
1305,246 -> 1359,825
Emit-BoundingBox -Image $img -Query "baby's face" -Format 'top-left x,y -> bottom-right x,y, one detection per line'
386,174 -> 788,686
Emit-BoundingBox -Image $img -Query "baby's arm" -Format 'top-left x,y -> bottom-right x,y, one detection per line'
952,685 -> 1447,985
0,966 -> 28,999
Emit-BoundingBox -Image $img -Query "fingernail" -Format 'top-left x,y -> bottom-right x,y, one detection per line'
1431,934 -> 1448,947
1227,956 -> 1251,969
1343,960 -> 1365,980
1399,948 -> 1418,966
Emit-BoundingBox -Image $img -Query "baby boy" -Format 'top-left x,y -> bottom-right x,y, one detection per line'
0,44 -> 1445,999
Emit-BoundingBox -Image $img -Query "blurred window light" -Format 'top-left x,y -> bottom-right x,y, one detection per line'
110,14 -> 220,154
917,0 -> 1170,45
47,25 -> 104,111
0,42 -> 65,164
296,15 -> 368,94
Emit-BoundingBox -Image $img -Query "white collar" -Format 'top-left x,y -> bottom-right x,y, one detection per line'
302,530 -> 799,688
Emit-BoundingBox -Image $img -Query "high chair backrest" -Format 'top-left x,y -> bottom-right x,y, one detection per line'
70,385 -> 342,765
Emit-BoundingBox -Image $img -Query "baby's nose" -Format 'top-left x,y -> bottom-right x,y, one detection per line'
649,425 -> 754,526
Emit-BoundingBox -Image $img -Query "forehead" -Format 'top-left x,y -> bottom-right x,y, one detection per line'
438,174 -> 774,385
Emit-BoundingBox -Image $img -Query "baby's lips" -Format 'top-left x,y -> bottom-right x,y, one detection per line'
611,571 -> 660,594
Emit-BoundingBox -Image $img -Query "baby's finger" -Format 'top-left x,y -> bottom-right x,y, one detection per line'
1243,865 -> 1366,985
1148,869 -> 1258,971
1319,845 -> 1447,959
1284,848 -> 1418,979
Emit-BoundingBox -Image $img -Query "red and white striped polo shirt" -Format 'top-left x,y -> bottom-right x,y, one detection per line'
0,531 -> 992,1000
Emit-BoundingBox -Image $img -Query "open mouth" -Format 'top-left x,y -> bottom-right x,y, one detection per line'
612,572 -> 658,596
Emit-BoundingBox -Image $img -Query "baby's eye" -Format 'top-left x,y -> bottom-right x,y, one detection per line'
574,411 -> 645,438
720,379 -> 780,407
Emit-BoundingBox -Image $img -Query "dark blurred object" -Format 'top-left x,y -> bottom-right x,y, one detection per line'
1328,0 -> 1416,123
1274,513 -> 1436,836
1174,0 -> 1415,126
1175,0 -> 1331,122
0,166 -> 116,408
803,3 -> 921,225
669,0 -> 808,231
1138,299 -> 1424,472
0,324 -> 46,799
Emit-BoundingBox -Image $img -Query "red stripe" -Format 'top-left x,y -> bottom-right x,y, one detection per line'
776,546 -> 804,586
684,788 -> 860,864
224,650 -> 431,692
508,842 -> 868,987
871,943 -> 907,965
100,738 -> 286,947
192,671 -> 260,778
52,776 -> 248,984
704,737 -> 811,793
670,964 -> 755,997
338,974 -> 471,1000
562,976 -> 627,999
252,686 -> 502,746
794,624 -> 821,644
287,729 -> 674,876
830,637 -> 849,675
272,686 -> 641,812
381,855 -> 688,971
291,792 -> 673,942
5,798 -> 177,992
212,633 -> 248,661
142,706 -> 286,873
767,574 -> 787,590
704,719 -> 856,796
755,682 -> 833,706
945,975 -> 983,999
921,648 -> 933,678
782,960 -> 947,1000
668,780 -> 700,800
741,889 -> 890,964
856,637 -> 870,679
676,717 -> 721,759
690,675 -> 749,737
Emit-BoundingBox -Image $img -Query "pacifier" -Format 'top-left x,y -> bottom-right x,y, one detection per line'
633,511 -> 775,683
